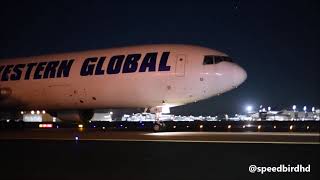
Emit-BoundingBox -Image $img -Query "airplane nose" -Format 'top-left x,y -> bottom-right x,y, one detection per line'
232,64 -> 247,87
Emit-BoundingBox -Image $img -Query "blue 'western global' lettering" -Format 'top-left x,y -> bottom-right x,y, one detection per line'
0,52 -> 171,81
80,52 -> 171,76
0,60 -> 74,81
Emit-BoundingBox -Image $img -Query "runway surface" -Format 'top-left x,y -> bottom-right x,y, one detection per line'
0,139 -> 319,180
0,129 -> 319,179
0,129 -> 319,144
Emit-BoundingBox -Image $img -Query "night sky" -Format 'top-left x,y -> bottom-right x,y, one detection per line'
0,0 -> 319,115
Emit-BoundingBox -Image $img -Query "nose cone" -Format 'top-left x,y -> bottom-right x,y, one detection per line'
232,64 -> 247,87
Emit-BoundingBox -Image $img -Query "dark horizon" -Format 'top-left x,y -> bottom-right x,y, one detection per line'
1,0 -> 319,115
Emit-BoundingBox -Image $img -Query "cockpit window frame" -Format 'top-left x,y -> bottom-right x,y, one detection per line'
203,55 -> 215,65
203,55 -> 233,65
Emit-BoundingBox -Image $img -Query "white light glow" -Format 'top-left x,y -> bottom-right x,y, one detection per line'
162,106 -> 170,114
292,105 -> 296,111
290,125 -> 293,130
246,106 -> 253,112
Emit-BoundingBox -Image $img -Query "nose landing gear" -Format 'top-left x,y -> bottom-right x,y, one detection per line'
148,106 -> 170,132
153,121 -> 166,132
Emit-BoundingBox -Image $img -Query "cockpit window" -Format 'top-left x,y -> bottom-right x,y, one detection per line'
203,56 -> 214,65
203,55 -> 233,65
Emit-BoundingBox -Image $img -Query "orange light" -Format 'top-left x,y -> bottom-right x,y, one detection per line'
39,124 -> 53,128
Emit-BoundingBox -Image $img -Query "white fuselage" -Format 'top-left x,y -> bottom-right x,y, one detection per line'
0,44 -> 247,111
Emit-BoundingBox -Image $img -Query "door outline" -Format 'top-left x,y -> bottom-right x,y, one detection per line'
175,54 -> 186,77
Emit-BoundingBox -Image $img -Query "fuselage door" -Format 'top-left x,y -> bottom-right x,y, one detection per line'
175,54 -> 186,77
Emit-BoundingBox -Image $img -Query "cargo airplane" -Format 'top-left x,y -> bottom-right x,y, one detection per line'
0,44 -> 247,129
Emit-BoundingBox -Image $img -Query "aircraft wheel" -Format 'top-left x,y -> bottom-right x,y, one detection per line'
153,124 -> 161,132
153,122 -> 166,132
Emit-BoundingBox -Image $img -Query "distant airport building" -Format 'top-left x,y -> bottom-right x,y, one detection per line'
236,109 -> 320,121
91,112 -> 112,122
13,108 -> 320,122
22,112 -> 55,122
121,113 -> 156,122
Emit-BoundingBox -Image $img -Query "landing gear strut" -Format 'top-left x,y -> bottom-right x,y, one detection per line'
150,106 -> 169,132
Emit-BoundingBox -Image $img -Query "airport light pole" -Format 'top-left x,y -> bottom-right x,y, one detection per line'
292,105 -> 296,112
292,105 -> 297,120
303,106 -> 307,120
312,107 -> 316,120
